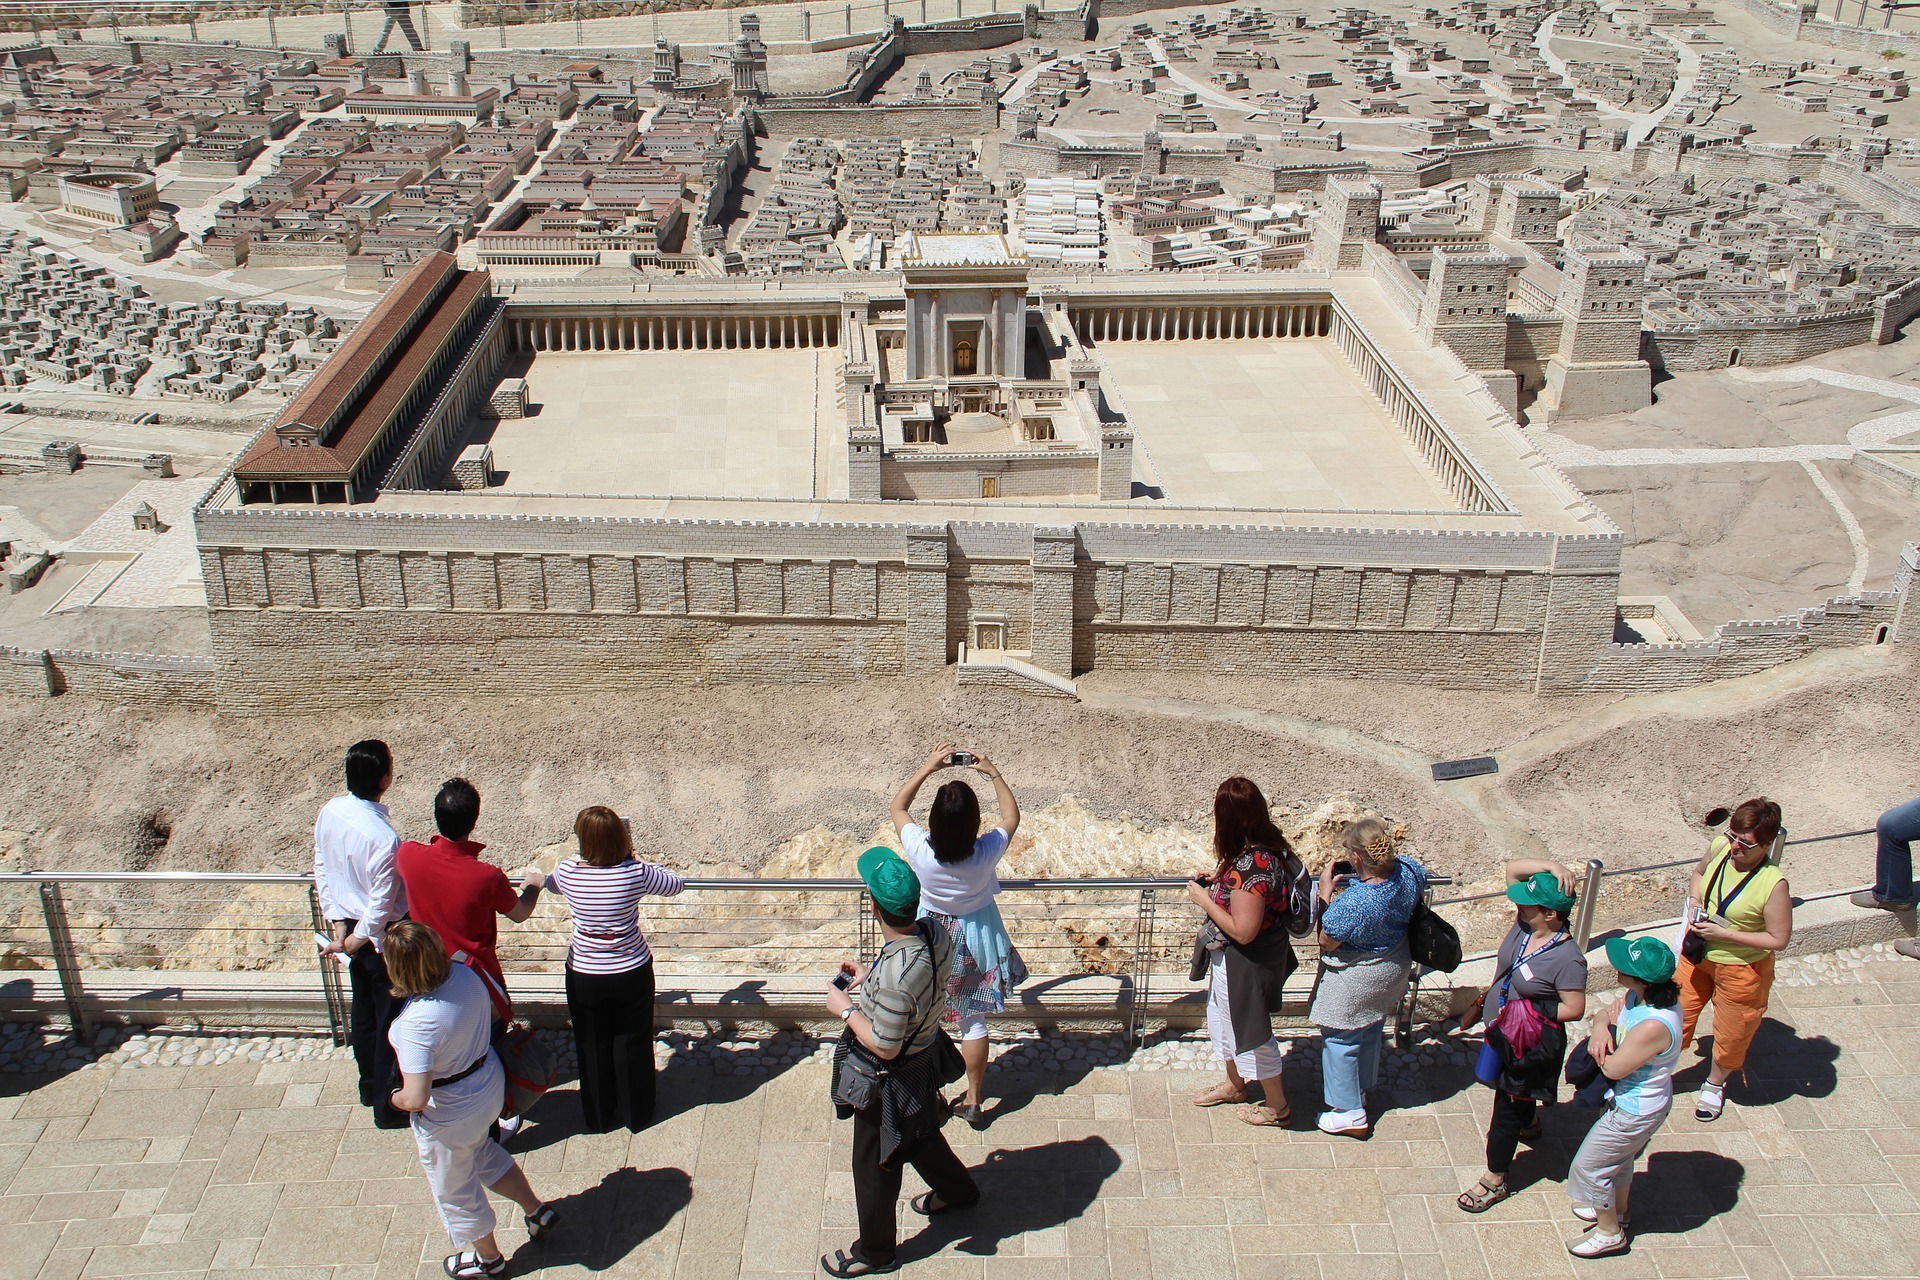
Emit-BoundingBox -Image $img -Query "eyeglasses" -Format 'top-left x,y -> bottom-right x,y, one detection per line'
1727,832 -> 1760,851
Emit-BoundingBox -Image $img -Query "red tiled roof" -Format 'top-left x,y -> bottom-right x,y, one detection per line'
235,253 -> 486,485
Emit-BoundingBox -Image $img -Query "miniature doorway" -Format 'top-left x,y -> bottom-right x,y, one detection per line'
980,475 -> 999,498
972,618 -> 1007,650
952,328 -> 979,375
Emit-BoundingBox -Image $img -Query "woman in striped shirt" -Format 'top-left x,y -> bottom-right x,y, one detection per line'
549,806 -> 685,1133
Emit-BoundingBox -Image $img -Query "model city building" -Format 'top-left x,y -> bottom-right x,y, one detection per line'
1,0 -> 1917,711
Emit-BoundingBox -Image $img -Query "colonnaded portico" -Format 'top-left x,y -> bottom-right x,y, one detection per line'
191,255 -> 1915,713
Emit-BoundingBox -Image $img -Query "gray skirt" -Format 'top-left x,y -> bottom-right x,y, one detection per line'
1309,938 -> 1412,1032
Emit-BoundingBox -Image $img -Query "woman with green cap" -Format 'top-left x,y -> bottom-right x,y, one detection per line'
1457,859 -> 1588,1214
1565,935 -> 1684,1260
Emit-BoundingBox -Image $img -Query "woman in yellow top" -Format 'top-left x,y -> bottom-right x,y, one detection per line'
1680,797 -> 1793,1122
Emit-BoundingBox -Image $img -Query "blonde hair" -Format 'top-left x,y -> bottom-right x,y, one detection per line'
574,805 -> 634,868
1340,815 -> 1399,878
384,921 -> 452,997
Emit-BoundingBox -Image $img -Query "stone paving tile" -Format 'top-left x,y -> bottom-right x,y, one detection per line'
0,964 -> 1913,1278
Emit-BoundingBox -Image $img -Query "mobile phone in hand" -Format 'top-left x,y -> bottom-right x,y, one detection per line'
1332,860 -> 1355,877
832,969 -> 854,990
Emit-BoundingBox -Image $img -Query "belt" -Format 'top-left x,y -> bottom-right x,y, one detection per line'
432,1053 -> 489,1088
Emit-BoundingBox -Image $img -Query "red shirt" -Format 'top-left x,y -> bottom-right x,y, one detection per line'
395,836 -> 518,1018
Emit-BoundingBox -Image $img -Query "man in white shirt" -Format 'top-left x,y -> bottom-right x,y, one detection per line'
315,739 -> 410,1129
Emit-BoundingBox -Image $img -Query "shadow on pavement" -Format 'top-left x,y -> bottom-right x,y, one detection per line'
1632,1150 -> 1746,1236
532,1165 -> 693,1272
905,1136 -> 1122,1261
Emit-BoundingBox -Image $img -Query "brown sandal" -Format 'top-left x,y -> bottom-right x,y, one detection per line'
1191,1081 -> 1243,1107
1236,1102 -> 1292,1127
1457,1178 -> 1511,1214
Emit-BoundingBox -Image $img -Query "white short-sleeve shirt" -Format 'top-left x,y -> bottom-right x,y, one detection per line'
901,822 -> 1011,917
390,963 -> 494,1083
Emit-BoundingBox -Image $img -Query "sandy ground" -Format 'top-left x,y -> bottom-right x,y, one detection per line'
0,645 -> 1911,958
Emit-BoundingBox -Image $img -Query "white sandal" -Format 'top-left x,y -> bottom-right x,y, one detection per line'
443,1251 -> 506,1279
1694,1081 -> 1725,1122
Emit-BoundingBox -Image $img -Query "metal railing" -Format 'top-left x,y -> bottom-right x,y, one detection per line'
0,826 -> 1877,1049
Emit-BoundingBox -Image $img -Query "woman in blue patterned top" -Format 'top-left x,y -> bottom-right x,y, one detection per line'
1309,815 -> 1427,1138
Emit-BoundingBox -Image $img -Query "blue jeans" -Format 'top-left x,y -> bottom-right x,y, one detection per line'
1321,1021 -> 1384,1113
1875,796 -> 1920,905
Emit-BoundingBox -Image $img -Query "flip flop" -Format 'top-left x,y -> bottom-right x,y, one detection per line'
911,1191 -> 977,1216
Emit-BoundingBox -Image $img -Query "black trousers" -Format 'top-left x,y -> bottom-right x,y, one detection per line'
1486,1090 -> 1540,1176
565,961 -> 657,1133
343,930 -> 406,1129
850,1106 -> 978,1267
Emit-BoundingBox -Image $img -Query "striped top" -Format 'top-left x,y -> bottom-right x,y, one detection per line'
548,858 -> 685,974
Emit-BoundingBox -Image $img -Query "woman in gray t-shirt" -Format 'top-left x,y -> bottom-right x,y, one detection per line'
1458,860 -> 1590,1215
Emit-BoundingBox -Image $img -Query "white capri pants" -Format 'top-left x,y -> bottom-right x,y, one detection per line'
413,1062 -> 515,1246
1207,951 -> 1285,1080
1568,1103 -> 1669,1211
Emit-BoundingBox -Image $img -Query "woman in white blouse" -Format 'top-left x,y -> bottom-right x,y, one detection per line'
891,743 -> 1025,1128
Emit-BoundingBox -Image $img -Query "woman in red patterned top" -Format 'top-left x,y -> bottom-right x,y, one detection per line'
1187,776 -> 1302,1128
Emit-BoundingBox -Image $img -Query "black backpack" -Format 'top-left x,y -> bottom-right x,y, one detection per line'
1406,900 -> 1462,973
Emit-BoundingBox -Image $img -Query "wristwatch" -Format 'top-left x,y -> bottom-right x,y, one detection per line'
837,1005 -> 855,1022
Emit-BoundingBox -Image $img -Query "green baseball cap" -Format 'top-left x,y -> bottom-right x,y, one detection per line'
1506,872 -> 1577,914
857,845 -> 920,918
1606,936 -> 1677,984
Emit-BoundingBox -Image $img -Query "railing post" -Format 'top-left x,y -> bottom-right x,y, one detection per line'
1127,886 -> 1156,1052
1572,858 -> 1604,951
38,881 -> 90,1038
1769,829 -> 1788,867
857,889 -> 877,959
310,883 -> 350,1046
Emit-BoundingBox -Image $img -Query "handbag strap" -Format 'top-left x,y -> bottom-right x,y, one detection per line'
1705,851 -> 1768,918
450,948 -> 514,1022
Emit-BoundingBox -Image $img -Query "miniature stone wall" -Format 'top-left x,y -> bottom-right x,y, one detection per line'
0,644 -> 216,706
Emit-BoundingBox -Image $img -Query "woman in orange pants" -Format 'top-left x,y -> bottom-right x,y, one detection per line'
1678,797 -> 1794,1122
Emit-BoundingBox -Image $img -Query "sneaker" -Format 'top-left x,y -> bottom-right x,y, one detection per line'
497,1114 -> 523,1140
1850,891 -> 1914,911
1316,1108 -> 1370,1138
1572,1205 -> 1631,1228
1896,939 -> 1920,961
1568,1230 -> 1629,1259
1694,1080 -> 1725,1122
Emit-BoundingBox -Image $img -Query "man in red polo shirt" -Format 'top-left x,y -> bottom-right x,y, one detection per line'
395,778 -> 544,1026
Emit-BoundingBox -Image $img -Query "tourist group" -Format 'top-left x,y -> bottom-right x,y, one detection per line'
313,737 -> 1920,1276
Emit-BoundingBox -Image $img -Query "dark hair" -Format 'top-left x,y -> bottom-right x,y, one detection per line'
1641,978 -> 1681,1009
574,805 -> 633,867
875,902 -> 917,930
1705,798 -> 1782,846
435,778 -> 481,840
344,739 -> 391,801
927,780 -> 982,864
1212,777 -> 1292,873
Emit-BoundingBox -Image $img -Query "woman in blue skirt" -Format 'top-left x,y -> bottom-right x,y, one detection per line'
891,743 -> 1027,1128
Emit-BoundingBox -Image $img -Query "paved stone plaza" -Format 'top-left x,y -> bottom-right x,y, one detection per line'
1097,339 -> 1457,510
1,944 -> 1916,1280
475,350 -> 824,499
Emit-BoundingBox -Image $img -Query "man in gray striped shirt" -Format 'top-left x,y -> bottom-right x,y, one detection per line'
823,847 -> 978,1276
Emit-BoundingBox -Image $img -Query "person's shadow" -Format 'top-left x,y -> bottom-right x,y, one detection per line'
529,1166 -> 692,1271
1681,1017 -> 1840,1104
1630,1151 -> 1745,1235
902,1137 -> 1121,1261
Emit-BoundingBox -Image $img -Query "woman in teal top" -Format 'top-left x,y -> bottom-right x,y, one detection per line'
1565,937 -> 1684,1261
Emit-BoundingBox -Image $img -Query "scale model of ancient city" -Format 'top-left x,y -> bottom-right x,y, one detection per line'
1,0 -> 1918,712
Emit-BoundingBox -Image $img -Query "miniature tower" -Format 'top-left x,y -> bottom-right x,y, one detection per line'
1142,130 -> 1164,174
652,40 -> 678,92
1309,176 -> 1381,270
1419,247 -> 1519,414
1539,246 -> 1652,419
1493,182 -> 1562,253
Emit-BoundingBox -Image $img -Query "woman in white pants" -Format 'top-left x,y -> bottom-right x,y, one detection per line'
386,922 -> 560,1278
